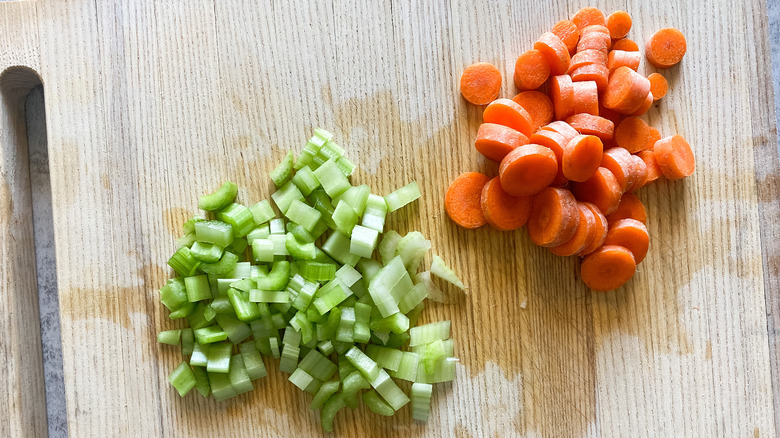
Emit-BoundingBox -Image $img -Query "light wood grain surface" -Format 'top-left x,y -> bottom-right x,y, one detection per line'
1,0 -> 778,436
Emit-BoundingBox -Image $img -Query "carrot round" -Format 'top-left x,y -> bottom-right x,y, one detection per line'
480,177 -> 532,231
551,75 -> 575,120
653,135 -> 694,179
569,63 -> 609,92
598,104 -> 623,127
572,81 -> 599,116
572,7 -> 606,30
569,49 -> 608,73
602,66 -> 651,114
607,50 -> 641,72
565,114 -> 615,141
646,127 -> 661,150
603,218 -> 649,263
629,154 -> 648,191
550,203 -> 596,256
577,25 -> 611,53
600,147 -> 635,192
645,28 -> 687,68
606,11 -> 632,39
543,121 -> 579,142
647,73 -> 668,100
475,123 -> 529,162
563,135 -> 603,182
606,192 -> 647,224
530,129 -> 568,187
551,19 -> 580,55
631,91 -> 654,116
571,167 -> 622,215
512,91 -> 554,131
460,62 -> 502,105
614,116 -> 651,153
534,32 -> 571,76
638,150 -> 663,183
612,38 -> 639,52
528,187 -> 580,247
514,49 -> 551,91
580,202 -> 608,256
483,98 -> 535,136
499,144 -> 558,196
580,245 -> 636,291
445,172 -> 491,229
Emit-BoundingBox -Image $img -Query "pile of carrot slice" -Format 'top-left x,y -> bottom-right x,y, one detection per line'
450,7 -> 693,291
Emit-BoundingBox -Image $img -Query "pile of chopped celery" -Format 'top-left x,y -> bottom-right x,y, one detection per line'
158,129 -> 463,432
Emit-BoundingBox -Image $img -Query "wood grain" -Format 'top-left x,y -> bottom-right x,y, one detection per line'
0,0 -> 777,436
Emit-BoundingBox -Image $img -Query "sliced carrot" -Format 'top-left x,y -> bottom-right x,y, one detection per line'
530,129 -> 568,187
480,177 -> 532,231
483,98 -> 535,136
598,104 -> 623,126
568,49 -> 608,73
543,121 -> 579,142
499,144 -> 558,196
614,116 -> 651,153
534,32 -> 571,76
631,91 -> 654,116
628,155 -> 648,191
603,218 -> 649,263
475,123 -> 529,162
528,187 -> 580,247
653,135 -> 694,179
551,74 -> 575,120
551,19 -> 581,55
572,81 -> 599,116
550,203 -> 596,256
580,245 -> 636,291
445,172 -> 491,229
577,26 -> 612,53
512,91 -> 554,131
602,66 -> 651,114
563,135 -> 603,182
611,38 -> 639,52
607,50 -> 641,72
606,11 -> 632,39
569,63 -> 609,92
565,114 -> 615,141
514,49 -> 551,91
606,192 -> 647,224
646,127 -> 661,150
572,7 -> 606,30
645,28 -> 687,68
647,73 -> 668,100
638,150 -> 663,183
600,147 -> 635,192
460,62 -> 502,105
571,167 -> 622,215
580,202 -> 608,255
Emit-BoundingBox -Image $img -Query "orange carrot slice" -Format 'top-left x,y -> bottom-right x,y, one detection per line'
600,147 -> 635,192
569,63 -> 609,92
563,135 -> 604,182
572,7 -> 606,30
580,245 -> 636,291
606,192 -> 647,224
606,11 -> 632,39
460,62 -> 502,105
637,150 -> 663,183
647,73 -> 668,100
598,104 -> 623,126
602,66 -> 651,114
499,144 -> 558,196
551,75 -> 576,120
607,50 -> 641,72
628,155 -> 648,191
543,121 -> 580,142
445,172 -> 491,229
577,25 -> 612,52
653,135 -> 695,179
569,49 -> 608,73
528,187 -> 580,247
565,114 -> 615,141
631,91 -> 654,116
646,127 -> 661,150
480,177 -> 532,231
483,98 -> 535,136
645,28 -> 687,68
514,49 -> 551,91
530,129 -> 568,187
571,167 -> 622,215
475,123 -> 529,162
614,116 -> 651,153
534,32 -> 571,76
551,19 -> 581,55
603,218 -> 649,263
512,91 -> 554,131
572,81 -> 599,116
580,202 -> 608,256
550,203 -> 596,256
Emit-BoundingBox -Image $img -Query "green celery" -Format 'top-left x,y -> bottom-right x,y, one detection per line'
292,279 -> 318,312
206,341 -> 232,373
230,278 -> 256,292
289,368 -> 315,392
317,139 -> 345,161
249,289 -> 289,303
334,185 -> 370,216
279,344 -> 300,374
181,328 -> 194,355
322,231 -> 360,266
338,354 -> 357,380
395,231 -> 431,273
226,237 -> 248,255
269,218 -> 286,234
317,340 -> 335,356
199,181 -> 238,211
430,254 -> 465,289
316,307 -> 341,341
298,261 -> 337,282
159,278 -> 188,311
284,199 -> 322,233
227,261 -> 252,279
313,281 -> 349,315
194,326 -> 228,344
190,342 -> 209,367
192,366 -> 211,397
292,165 -> 321,196
254,261 -> 290,290
287,222 -> 315,243
423,339 -> 446,374
411,382 -> 433,422
199,249 -> 239,276
341,371 -> 370,408
185,275 -> 212,302
389,272 -> 414,303
409,321 -> 450,347
215,314 -> 251,343
175,232 -> 197,249
239,342 -> 267,380
336,306 -> 356,343
195,220 -> 234,247
320,393 -> 346,433
369,369 -> 409,411
345,346 -> 380,381
384,332 -> 410,349
246,225 -> 271,245
378,230 -> 401,266
365,345 -> 403,372
228,354 -> 254,394
399,283 -> 427,314
182,216 -> 206,235
269,337 -> 281,359
168,362 -> 197,397
298,349 -> 338,381
367,256 -> 406,318
389,352 -> 419,382
187,302 -> 216,330
311,380 -> 340,410
270,150 -> 294,187
349,279 -> 368,299
307,189 -> 337,229
157,329 -> 182,345
168,246 -> 200,277
361,193 -> 387,233
189,241 -> 224,263
252,238 -> 275,262
352,302 -> 371,343
356,259 -> 382,283
285,233 -> 316,260
362,389 -> 394,416
334,264 -> 361,287
370,312 -> 409,335
290,311 -> 314,345
209,372 -> 237,401
350,225 -> 379,259
217,203 -> 255,237
249,200 -> 275,225
313,159 -> 350,198
335,156 -> 356,177
332,201 -> 359,236
271,181 -> 305,214
384,181 -> 421,212
227,288 -> 261,322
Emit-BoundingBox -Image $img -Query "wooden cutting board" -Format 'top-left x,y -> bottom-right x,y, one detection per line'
2,0 -> 779,436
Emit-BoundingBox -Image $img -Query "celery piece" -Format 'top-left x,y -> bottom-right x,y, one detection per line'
290,311 -> 314,344
271,181 -> 305,214
365,345 -> 403,372
332,201 -> 359,237
175,233 -> 197,248
369,369 -> 409,411
389,272 -> 413,304
316,307 -> 341,341
249,200 -> 275,225
249,289 -> 289,304
362,389 -> 394,416
322,231 -> 360,266
338,354 -> 357,380
385,181 -> 421,212
283,326 -> 302,347
227,237 -> 248,255
157,329 -> 181,345
199,251 -> 239,276
269,218 -> 286,235
341,371 -> 370,408
298,349 -> 338,381
185,275 -> 212,302
409,321 -> 450,347
389,352 -> 419,382
270,150 -> 295,187
298,261 -> 337,282
318,139 -> 345,161
199,181 -> 238,211
284,199 -> 322,233
182,216 -> 206,235
254,261 -> 290,290
227,354 -> 254,394
411,382 -> 433,422
239,342 -> 267,380
430,255 -> 465,289
313,159 -> 350,198
335,156 -> 356,177
413,339 -> 454,358
168,246 -> 201,277
396,231 -> 431,274
190,342 -> 209,367
159,278 -> 188,311
334,264 -> 361,288
189,241 -> 224,263
292,279 -> 318,312
345,346 -> 379,381
251,239 -> 274,263
320,393 -> 346,433
191,366 -> 210,397
367,257 -> 406,318
311,380 -> 340,410
336,306 -> 356,343
378,230 -> 401,266
168,362 -> 197,397
285,233 -> 316,260
289,367 -> 315,392
399,283 -> 427,314
418,357 -> 457,384
181,328 -> 194,355
194,220 -> 234,247
361,193 -> 387,233
371,330 -> 390,346
334,185 -> 370,216
194,326 -> 228,344
217,203 -> 255,238
349,225 -> 379,259
279,343 -> 300,374
353,302 -> 371,343
209,372 -> 237,401
356,259 -> 382,284
423,339 -> 446,374
415,271 -> 446,303
187,302 -> 216,330
384,332 -> 410,349
313,281 -> 349,315
206,341 -> 232,373
215,314 -> 251,343
313,128 -> 334,142
350,279 -> 368,300
227,261 -> 252,279
271,313 -> 287,329
247,226 -> 270,245
288,222 -> 315,243
230,278 -> 255,292
360,213 -> 385,235
317,340 -> 335,356
269,234 -> 288,257
292,165 -> 321,196
227,288 -> 261,322
295,135 -> 326,170
269,337 -> 281,359
308,188 -> 337,228
370,312 -> 409,335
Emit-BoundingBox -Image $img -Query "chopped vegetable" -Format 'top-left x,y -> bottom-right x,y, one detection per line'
459,62 -> 502,105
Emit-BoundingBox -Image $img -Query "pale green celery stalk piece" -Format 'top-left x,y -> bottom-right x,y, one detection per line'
335,156 -> 356,177
284,199 -> 322,233
313,281 -> 349,315
322,231 -> 360,266
411,382 -> 433,422
423,339 -> 446,374
227,288 -> 261,322
384,181 -> 421,212
335,264 -> 361,287
229,278 -> 255,292
378,230 -> 401,265
361,193 -> 387,233
430,254 -> 465,289
168,246 -> 200,277
285,233 -> 317,260
227,262 -> 252,279
217,203 -> 255,238
290,311 -> 314,345
199,251 -> 239,276
412,339 -> 454,357
228,354 -> 255,394
320,393 -> 346,433
289,367 -> 315,391
341,371 -> 370,408
287,222 -> 316,243
356,259 -> 382,283
186,302 -> 215,329
384,332 -> 410,349
395,231 -> 431,273
362,389 -> 394,416
345,346 -> 379,381
159,278 -> 188,311
414,271 -> 446,303
298,349 -> 338,381
249,200 -> 275,225
317,307 -> 341,341
318,139 -> 345,161
182,216 -> 206,235
215,314 -> 251,344
338,354 -> 357,380
292,165 -> 321,196
388,272 -> 413,304
332,200 -> 359,236
270,150 -> 295,187
226,237 -> 247,255
313,159 -> 350,198
360,213 -> 385,234
317,340 -> 335,356
350,279 -> 368,300
157,329 -> 182,345
367,256 -> 406,318
189,241 -> 223,263
252,239 -> 275,263
191,366 -> 210,397
418,357 -> 457,384
168,362 -> 197,397
388,352 -> 419,382
268,234 -> 288,257
209,372 -> 237,401
254,261 -> 290,290
352,302 -> 371,344
409,320 -> 450,347
335,306 -> 356,343
292,280 -> 318,312
190,342 -> 209,367
334,185 -> 370,216
311,380 -> 340,410
249,289 -> 289,303
181,328 -> 194,355
194,326 -> 228,344
310,220 -> 329,240
269,218 -> 286,234
398,282 -> 427,314
349,225 -> 379,259
269,337 -> 281,359
206,342 -> 232,373
246,225 -> 271,245
297,261 -> 337,282
175,232 -> 197,249
295,133 -> 327,170
271,181 -> 305,214
369,369 -> 410,410
371,330 -> 390,346
365,345 -> 403,372
198,181 -> 237,211
194,220 -> 235,247
370,312 -> 409,335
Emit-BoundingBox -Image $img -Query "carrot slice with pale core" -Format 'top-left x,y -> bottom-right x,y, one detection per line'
528,187 -> 580,247
475,123 -> 529,162
445,172 -> 491,229
480,177 -> 532,231
603,218 -> 649,263
653,135 -> 695,179
499,144 -> 558,196
580,245 -> 636,291
514,49 -> 551,91
645,28 -> 687,68
460,62 -> 502,105
483,98 -> 535,136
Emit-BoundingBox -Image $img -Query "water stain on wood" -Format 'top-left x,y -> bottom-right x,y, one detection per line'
163,207 -> 195,235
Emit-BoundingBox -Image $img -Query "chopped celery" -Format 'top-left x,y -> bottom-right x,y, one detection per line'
369,369 -> 410,410
269,337 -> 281,359
209,372 -> 237,401
192,366 -> 211,397
190,342 -> 209,367
317,307 -> 341,341
399,283 -> 427,314
389,272 -> 414,303
194,326 -> 228,344
409,321 -> 450,347
311,380 -> 340,410
353,302 -> 371,344
384,332 -> 411,349
199,181 -> 238,211
227,288 -> 261,322
249,289 -> 289,304
175,233 -> 197,249
269,218 -> 286,235
217,203 -> 255,238
298,350 -> 338,381
195,220 -> 234,247
335,264 -> 361,287
395,231 -> 431,273
206,341 -> 232,373
182,216 -> 206,235
332,201 -> 359,236
226,237 -> 248,254
367,256 -> 406,318
247,225 -> 271,245
415,271 -> 446,303
158,329 -> 182,345
270,150 -> 294,187
285,233 -> 317,260
292,166 -> 321,196
361,194 -> 387,233
289,367 -> 315,392
168,246 -> 200,277
159,278 -> 188,311
292,279 -> 318,312
252,239 -> 275,263
181,328 -> 194,355
169,362 -> 197,396
279,329 -> 301,373
335,156 -> 356,177
365,345 -> 403,372
185,275 -> 212,302
430,255 -> 465,289
384,181 -> 421,212
320,393 -> 346,433
341,371 -> 370,408
334,185 -> 370,216
290,311 -> 314,344
389,352 -> 419,382
228,354 -> 255,394
370,312 -> 409,335
350,279 -> 368,300
215,314 -> 251,343
335,306 -> 355,343
318,139 -> 345,161
253,261 -> 290,290
313,281 -> 349,315
271,181 -> 305,214
199,249 -> 239,276
284,199 -> 322,233
287,222 -> 315,243
190,241 -> 224,263
345,346 -> 380,381
378,230 -> 401,265
356,259 -> 382,283
338,354 -> 357,380
411,383 -> 433,422
362,390 -> 394,416
313,159 -> 350,198
350,225 -> 379,259
423,339 -> 446,374
418,357 -> 457,384
298,261 -> 337,282
249,200 -> 275,225
322,231 -> 360,266
317,340 -> 335,356
187,302 -> 216,329
269,234 -> 288,257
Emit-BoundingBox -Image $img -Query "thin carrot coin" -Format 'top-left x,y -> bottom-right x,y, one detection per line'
606,192 -> 647,224
445,172 -> 491,229
483,98 -> 535,136
551,19 -> 580,55
565,114 -> 615,141
563,135 -> 604,182
653,135 -> 695,179
638,150 -> 663,183
571,167 -> 622,215
645,28 -> 687,68
530,129 -> 568,187
629,155 -> 648,191
603,218 -> 649,263
551,74 -> 575,120
602,67 -> 651,114
475,123 -> 529,162
514,49 -> 551,91
528,187 -> 580,247
569,63 -> 609,91
612,38 -> 639,52
580,245 -> 636,291
480,177 -> 532,231
580,202 -> 608,255
550,203 -> 596,256
499,144 -> 558,196
647,73 -> 668,100
572,80 -> 599,116
607,50 -> 641,72
600,147 -> 634,192
512,91 -> 554,131
606,11 -> 632,39
534,32 -> 571,76
572,7 -> 606,30
568,49 -> 608,73
460,62 -> 502,105
614,116 -> 651,153
543,120 -> 579,142
577,25 -> 611,52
